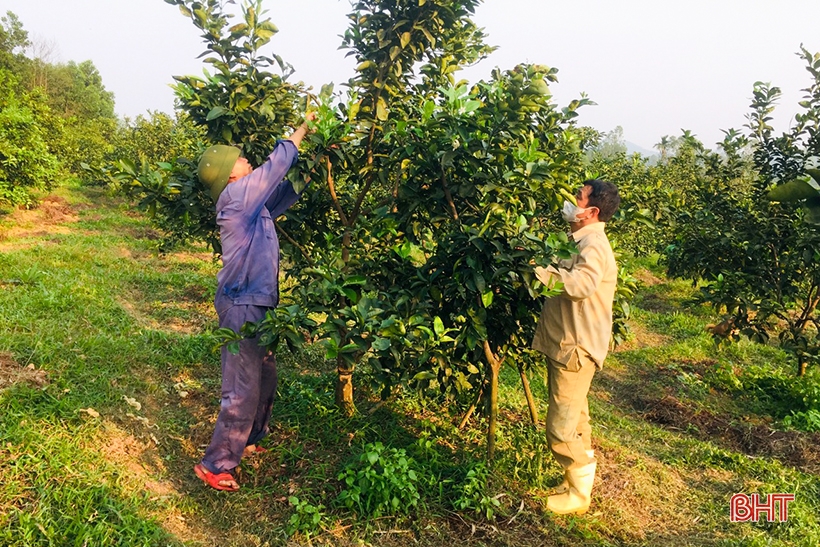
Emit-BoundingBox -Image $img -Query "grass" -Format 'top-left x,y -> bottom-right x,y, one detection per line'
0,183 -> 819,546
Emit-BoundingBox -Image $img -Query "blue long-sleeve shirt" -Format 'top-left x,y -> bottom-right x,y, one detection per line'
214,140 -> 300,315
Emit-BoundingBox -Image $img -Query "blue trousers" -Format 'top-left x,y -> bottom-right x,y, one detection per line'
201,304 -> 277,474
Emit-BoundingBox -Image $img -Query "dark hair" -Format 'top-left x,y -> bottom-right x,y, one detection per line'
584,179 -> 620,222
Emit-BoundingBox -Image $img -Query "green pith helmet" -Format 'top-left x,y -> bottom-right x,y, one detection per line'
197,145 -> 241,201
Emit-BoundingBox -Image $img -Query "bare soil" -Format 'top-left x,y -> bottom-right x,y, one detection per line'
0,353 -> 47,390
0,195 -> 79,252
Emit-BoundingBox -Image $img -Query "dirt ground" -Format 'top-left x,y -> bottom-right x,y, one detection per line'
0,353 -> 47,391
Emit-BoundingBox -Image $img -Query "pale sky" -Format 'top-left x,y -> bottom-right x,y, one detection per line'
5,0 -> 820,151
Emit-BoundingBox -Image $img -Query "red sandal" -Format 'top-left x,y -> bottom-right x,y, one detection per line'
243,444 -> 268,457
194,463 -> 239,491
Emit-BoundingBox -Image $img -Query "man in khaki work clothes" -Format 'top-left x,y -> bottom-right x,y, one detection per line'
532,179 -> 620,515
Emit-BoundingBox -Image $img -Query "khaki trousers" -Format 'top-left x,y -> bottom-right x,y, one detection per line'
546,352 -> 597,470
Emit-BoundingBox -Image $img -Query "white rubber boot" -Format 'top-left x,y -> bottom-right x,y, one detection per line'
547,462 -> 596,515
551,450 -> 594,495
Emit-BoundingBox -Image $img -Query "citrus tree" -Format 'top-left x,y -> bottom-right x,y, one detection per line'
665,46 -> 820,377
268,1 -> 594,457
272,0 -> 498,418
381,67 -> 590,456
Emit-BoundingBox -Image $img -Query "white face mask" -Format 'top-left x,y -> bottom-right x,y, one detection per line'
561,200 -> 589,223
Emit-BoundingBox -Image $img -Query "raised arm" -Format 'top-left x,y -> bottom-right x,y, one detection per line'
284,112 -> 316,149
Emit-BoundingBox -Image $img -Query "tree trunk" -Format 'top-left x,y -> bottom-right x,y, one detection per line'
458,381 -> 485,430
335,361 -> 356,417
333,199 -> 356,412
518,362 -> 539,426
342,231 -> 351,263
483,340 -> 502,462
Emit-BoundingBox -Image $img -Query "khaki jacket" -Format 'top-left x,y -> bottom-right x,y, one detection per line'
531,222 -> 617,368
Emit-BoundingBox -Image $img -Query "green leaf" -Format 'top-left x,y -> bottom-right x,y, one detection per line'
473,272 -> 486,293
415,325 -> 434,337
805,196 -> 820,225
342,288 -> 359,302
423,100 -> 435,120
340,342 -> 360,354
206,106 -> 230,121
371,336 -> 391,351
531,78 -> 550,95
376,97 -> 388,121
400,32 -> 411,49
413,371 -> 437,381
805,169 -> 820,185
193,8 -> 207,27
433,316 -> 445,337
343,275 -> 367,286
118,158 -> 137,176
481,290 -> 494,308
257,21 -> 279,35
394,241 -> 412,259
767,178 -> 818,202
324,338 -> 338,359
420,27 -> 435,47
348,100 -> 361,121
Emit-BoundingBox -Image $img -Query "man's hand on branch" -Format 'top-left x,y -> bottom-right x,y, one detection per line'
287,112 -> 317,148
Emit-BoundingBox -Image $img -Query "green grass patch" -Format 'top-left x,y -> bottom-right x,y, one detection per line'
0,185 -> 818,546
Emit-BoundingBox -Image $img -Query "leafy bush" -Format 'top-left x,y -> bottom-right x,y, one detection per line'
59,116 -> 117,180
589,150 -> 664,256
88,111 -> 209,249
110,156 -> 218,252
336,441 -> 422,517
741,366 -> 820,417
1,13 -> 122,203
782,409 -> 820,432
451,461 -> 501,520
612,264 -> 639,347
0,70 -> 61,207
107,111 -> 203,170
664,49 -> 820,377
286,496 -> 325,538
704,360 -> 743,392
166,0 -> 302,166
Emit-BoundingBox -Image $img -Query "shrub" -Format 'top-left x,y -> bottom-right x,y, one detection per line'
451,461 -> 501,520
107,111 -> 203,169
336,442 -> 422,517
286,496 -> 325,538
0,71 -> 61,207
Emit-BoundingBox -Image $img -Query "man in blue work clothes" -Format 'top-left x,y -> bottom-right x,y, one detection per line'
193,114 -> 314,491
